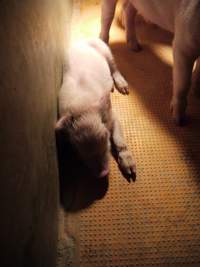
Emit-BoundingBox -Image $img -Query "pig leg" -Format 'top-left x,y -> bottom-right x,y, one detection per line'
171,38 -> 196,125
123,1 -> 141,51
100,0 -> 118,43
192,57 -> 200,97
88,38 -> 129,94
111,112 -> 136,182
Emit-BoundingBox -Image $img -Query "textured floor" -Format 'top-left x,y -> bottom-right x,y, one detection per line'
65,1 -> 200,266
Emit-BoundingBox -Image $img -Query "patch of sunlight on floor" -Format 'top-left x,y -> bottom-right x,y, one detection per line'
152,44 -> 173,67
71,3 -> 101,42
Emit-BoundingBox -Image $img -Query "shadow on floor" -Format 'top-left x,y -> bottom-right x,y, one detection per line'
110,23 -> 200,186
56,130 -> 109,212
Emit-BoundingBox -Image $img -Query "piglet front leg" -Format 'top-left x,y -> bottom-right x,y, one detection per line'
111,112 -> 136,182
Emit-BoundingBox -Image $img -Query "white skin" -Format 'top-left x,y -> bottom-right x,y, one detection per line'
56,38 -> 136,182
100,0 -> 200,125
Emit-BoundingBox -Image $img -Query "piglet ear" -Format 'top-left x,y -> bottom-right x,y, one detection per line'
55,115 -> 72,148
55,115 -> 69,131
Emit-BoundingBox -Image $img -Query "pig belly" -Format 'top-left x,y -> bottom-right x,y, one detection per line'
132,0 -> 180,33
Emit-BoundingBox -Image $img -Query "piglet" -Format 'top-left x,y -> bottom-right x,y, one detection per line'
56,38 -> 136,182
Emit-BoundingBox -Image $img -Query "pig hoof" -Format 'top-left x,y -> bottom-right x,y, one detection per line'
192,85 -> 200,98
173,115 -> 187,126
170,102 -> 187,126
194,90 -> 200,98
118,150 -> 136,182
127,41 -> 142,52
113,72 -> 129,94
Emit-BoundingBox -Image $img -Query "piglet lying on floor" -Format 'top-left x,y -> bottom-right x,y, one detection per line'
56,38 -> 136,182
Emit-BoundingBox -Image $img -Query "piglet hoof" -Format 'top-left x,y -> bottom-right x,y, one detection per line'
127,40 -> 142,52
174,115 -> 187,126
113,71 -> 129,95
118,150 -> 136,182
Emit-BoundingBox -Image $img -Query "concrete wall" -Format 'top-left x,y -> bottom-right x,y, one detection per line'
0,0 -> 72,266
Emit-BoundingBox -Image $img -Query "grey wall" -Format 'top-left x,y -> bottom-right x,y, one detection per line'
0,0 -> 72,266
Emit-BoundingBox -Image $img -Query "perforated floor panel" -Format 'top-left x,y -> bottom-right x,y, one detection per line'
69,2 -> 200,266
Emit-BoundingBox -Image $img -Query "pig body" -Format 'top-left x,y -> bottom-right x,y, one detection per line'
100,0 -> 200,125
56,38 -> 136,182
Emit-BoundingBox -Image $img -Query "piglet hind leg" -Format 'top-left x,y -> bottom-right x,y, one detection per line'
171,39 -> 195,126
111,112 -> 136,182
88,38 -> 129,94
100,41 -> 129,94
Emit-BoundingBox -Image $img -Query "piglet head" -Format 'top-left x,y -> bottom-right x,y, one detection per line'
55,112 -> 111,179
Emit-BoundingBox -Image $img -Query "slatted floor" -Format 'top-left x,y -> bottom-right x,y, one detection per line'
65,1 -> 200,266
